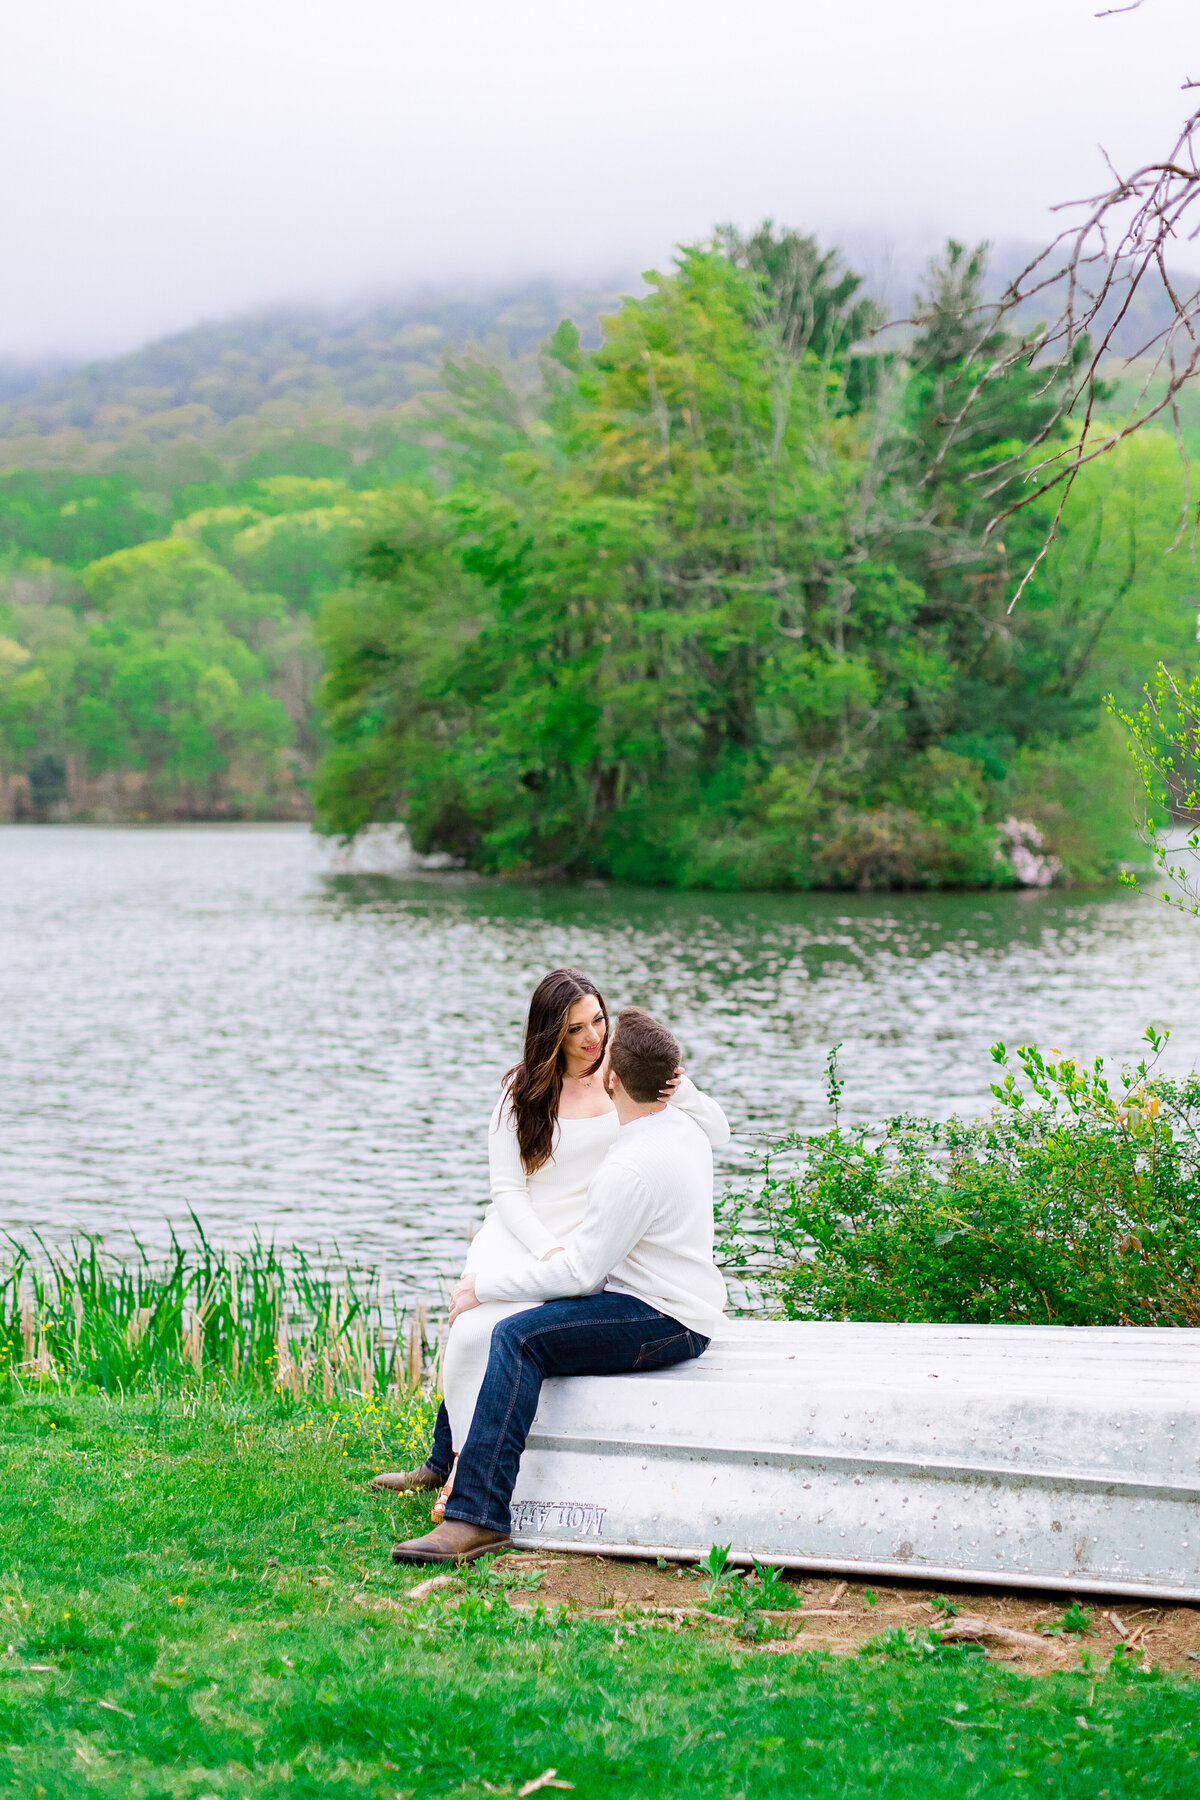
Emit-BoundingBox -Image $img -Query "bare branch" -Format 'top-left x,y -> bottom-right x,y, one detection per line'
919,88 -> 1200,602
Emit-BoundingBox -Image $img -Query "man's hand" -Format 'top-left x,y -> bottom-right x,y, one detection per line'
448,1274 -> 480,1326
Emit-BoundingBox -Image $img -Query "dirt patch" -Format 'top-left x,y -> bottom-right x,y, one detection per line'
476,1554 -> 1200,1675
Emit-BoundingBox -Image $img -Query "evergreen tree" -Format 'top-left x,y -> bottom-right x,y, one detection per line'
890,241 -> 1091,767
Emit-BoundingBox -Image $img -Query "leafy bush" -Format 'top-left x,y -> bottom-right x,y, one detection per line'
718,1033 -> 1200,1325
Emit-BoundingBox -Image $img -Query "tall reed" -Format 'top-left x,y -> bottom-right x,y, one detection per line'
0,1227 -> 430,1400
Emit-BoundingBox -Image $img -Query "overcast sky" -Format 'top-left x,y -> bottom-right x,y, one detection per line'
1,0 -> 1196,360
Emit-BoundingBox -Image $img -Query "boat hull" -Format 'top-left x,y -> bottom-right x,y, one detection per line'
508,1320 -> 1200,1599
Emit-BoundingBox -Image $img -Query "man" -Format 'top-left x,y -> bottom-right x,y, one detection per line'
391,1007 -> 727,1563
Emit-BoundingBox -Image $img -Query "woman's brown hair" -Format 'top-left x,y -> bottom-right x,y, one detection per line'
504,968 -> 609,1174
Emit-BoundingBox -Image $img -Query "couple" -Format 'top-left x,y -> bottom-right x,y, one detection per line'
377,967 -> 729,1564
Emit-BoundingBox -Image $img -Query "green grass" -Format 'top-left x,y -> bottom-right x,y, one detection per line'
1,1391 -> 1198,1797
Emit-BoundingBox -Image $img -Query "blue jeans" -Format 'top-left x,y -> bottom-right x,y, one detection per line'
428,1401 -> 453,1478
443,1293 -> 710,1534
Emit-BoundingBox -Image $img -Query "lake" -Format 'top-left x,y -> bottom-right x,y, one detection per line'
2,824 -> 1198,1305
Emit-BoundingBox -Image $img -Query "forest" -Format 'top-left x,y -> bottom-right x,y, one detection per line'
1,233 -> 1197,887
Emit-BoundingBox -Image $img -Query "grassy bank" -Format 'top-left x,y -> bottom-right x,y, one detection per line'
2,1387 -> 1198,1799
0,1232 -> 422,1398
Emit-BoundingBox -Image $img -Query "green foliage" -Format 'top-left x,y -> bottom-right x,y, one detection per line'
81,535 -> 285,632
1043,1603 -> 1096,1640
4,1389 -> 1197,1798
1050,434 -> 1200,706
0,1231 -> 420,1400
747,1558 -> 797,1609
2,243 -> 1196,856
0,469 -> 164,565
718,1033 -> 1200,1325
1001,717 -> 1142,884
685,1546 -> 800,1642
461,1554 -> 546,1597
696,1542 -> 742,1605
0,631 -> 52,765
0,479 -> 344,815
169,476 -> 368,613
861,1625 -> 984,1666
1115,662 -> 1200,917
721,221 -> 885,384
314,232 -> 1190,887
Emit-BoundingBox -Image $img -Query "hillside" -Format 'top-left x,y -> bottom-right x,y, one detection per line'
0,281 -> 629,486
2,236 -> 1192,486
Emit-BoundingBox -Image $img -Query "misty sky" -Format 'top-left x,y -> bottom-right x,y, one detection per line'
2,0 -> 1196,359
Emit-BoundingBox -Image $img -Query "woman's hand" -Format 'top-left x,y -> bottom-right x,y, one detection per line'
449,1275 -> 480,1326
658,1063 -> 685,1101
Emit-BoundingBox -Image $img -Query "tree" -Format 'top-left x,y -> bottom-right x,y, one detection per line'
69,620 -> 290,811
80,537 -> 284,636
0,634 -> 52,772
0,471 -> 163,567
886,243 -> 1094,763
718,222 -> 885,410
316,240 -> 1136,888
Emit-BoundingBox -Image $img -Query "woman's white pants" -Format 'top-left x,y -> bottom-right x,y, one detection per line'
441,1298 -> 540,1451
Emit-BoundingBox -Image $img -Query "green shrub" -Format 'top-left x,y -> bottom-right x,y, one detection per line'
718,1033 -> 1200,1325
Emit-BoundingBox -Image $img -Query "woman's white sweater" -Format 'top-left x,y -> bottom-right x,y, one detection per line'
463,1075 -> 728,1278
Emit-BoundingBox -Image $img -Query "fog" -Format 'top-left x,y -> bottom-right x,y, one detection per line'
1,0 -> 1194,358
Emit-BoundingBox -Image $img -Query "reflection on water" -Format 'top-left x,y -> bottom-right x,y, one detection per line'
2,825 -> 1198,1302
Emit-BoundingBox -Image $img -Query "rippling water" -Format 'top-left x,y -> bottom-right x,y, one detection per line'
3,824 -> 1199,1303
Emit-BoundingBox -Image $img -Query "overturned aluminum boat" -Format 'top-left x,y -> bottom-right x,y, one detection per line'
509,1319 -> 1200,1601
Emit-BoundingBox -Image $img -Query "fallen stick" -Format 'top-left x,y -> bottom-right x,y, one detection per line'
827,1581 -> 848,1608
507,1601 -> 816,1627
408,1574 -> 461,1601
758,1636 -> 858,1657
937,1617 -> 1071,1658
510,1603 -> 736,1624
516,1771 -> 573,1796
1107,1611 -> 1129,1638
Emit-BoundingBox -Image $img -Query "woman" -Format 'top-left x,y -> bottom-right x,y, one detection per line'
372,967 -> 728,1509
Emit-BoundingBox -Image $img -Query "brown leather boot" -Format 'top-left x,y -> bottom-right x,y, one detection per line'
391,1520 -> 512,1564
370,1461 -> 446,1494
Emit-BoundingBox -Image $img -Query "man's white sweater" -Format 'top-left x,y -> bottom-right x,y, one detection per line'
473,1104 -> 728,1335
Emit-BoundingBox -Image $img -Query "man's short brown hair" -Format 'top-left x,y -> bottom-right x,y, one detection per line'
609,1007 -> 680,1104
